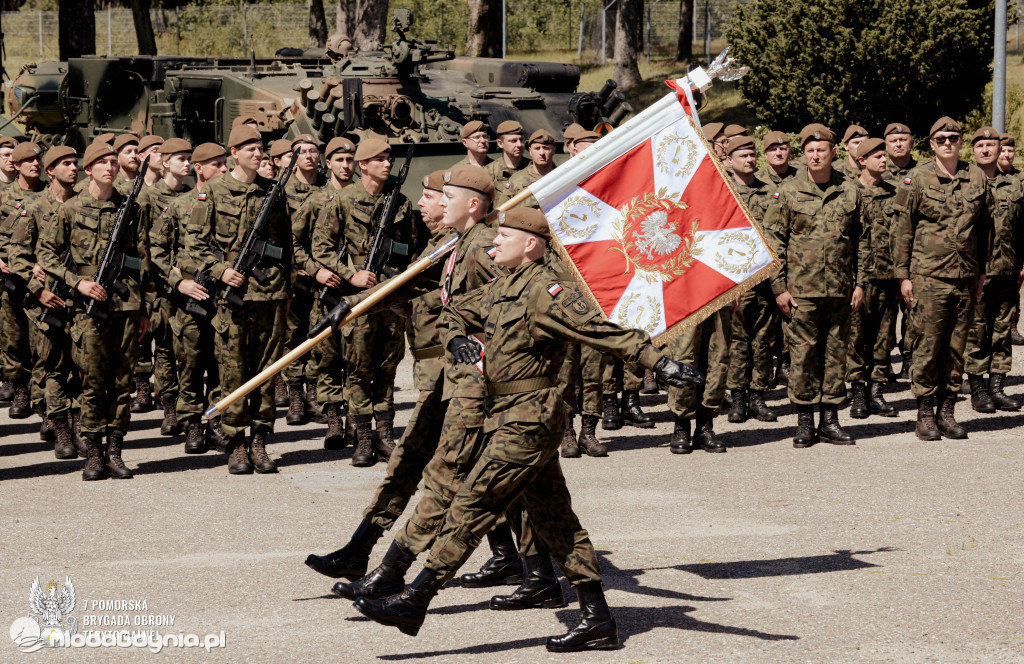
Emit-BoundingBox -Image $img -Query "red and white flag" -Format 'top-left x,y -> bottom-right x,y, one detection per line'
530,78 -> 779,342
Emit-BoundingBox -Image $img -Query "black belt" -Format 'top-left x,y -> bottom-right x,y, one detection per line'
486,376 -> 555,396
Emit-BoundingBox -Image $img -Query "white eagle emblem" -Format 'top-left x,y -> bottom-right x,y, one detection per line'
11,577 -> 79,651
634,209 -> 682,259
30,577 -> 75,629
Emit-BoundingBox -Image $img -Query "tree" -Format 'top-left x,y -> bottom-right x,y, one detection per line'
725,0 -> 993,133
354,0 -> 388,50
59,0 -> 96,60
467,0 -> 502,57
309,0 -> 328,47
129,0 -> 158,55
676,0 -> 694,62
613,0 -> 642,91
336,0 -> 355,38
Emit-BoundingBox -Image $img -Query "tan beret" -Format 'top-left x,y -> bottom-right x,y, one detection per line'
229,125 -> 263,149
852,137 -> 885,160
354,137 -> 391,161
138,135 -> 164,153
83,142 -> 117,168
884,123 -> 912,137
724,124 -> 749,138
11,142 -> 42,162
267,139 -> 292,159
159,138 -> 192,155
1000,133 -> 1016,147
192,143 -> 226,163
461,120 -> 488,139
291,133 -> 318,149
496,120 -> 523,135
498,207 -> 551,242
842,125 -> 869,144
563,123 -> 586,143
0,136 -> 16,149
528,129 -> 555,146
113,134 -> 139,152
325,136 -> 356,157
726,136 -> 756,155
92,132 -> 115,146
701,122 -> 725,141
442,164 -> 496,201
231,115 -> 259,129
799,123 -> 834,145
971,126 -> 999,144
762,130 -> 789,148
574,130 -> 600,145
421,169 -> 446,192
929,116 -> 961,137
43,146 -> 76,170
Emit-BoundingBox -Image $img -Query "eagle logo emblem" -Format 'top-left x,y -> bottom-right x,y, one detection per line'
9,577 -> 78,651
609,188 -> 700,284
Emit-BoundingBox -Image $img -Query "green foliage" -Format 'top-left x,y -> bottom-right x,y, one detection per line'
725,0 -> 995,135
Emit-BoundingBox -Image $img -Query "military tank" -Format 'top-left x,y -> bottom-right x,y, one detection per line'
4,9 -> 630,193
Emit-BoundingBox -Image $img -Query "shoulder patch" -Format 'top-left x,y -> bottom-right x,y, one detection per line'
560,290 -> 600,324
328,194 -> 335,201
487,246 -> 498,258
197,192 -> 207,201
488,276 -> 498,283
505,182 -> 511,189
547,284 -> 563,297
903,177 -> 912,185
772,192 -> 780,199
20,209 -> 27,216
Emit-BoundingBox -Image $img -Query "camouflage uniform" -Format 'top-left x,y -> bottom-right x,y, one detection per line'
755,163 -> 796,366
0,181 -> 45,395
666,310 -> 731,417
756,163 -> 798,187
284,175 -> 325,389
484,157 -> 530,194
498,165 -> 545,209
891,160 -> 993,397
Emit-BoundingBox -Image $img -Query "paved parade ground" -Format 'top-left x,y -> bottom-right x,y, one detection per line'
2,349 -> 1024,663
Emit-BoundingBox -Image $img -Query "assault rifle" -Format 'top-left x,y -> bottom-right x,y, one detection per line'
38,249 -> 75,329
84,157 -> 149,322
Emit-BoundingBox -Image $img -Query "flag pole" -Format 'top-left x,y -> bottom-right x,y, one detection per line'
204,190 -> 535,419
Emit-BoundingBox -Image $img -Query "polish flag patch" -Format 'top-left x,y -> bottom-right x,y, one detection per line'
197,192 -> 207,200
903,177 -> 912,185
547,284 -> 563,297
487,246 -> 498,258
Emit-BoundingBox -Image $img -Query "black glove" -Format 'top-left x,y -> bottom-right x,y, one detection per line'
653,356 -> 705,388
308,300 -> 351,339
447,336 -> 479,365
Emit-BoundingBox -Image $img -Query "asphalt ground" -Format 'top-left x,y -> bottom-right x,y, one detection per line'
2,346 -> 1024,663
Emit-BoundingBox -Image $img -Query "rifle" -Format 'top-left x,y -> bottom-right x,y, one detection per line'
38,249 -> 75,329
219,148 -> 298,308
84,157 -> 149,323
318,144 -> 414,309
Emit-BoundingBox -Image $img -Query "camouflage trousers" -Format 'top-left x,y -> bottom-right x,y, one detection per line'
786,297 -> 850,406
0,287 -> 31,385
25,309 -> 45,410
425,410 -> 602,587
171,306 -> 219,424
149,297 -> 179,398
283,283 -> 319,386
37,317 -> 79,418
727,286 -> 779,391
70,310 -> 140,434
847,279 -> 899,384
965,274 -> 1016,376
906,275 -> 975,398
212,300 -> 286,436
602,358 -> 644,394
135,325 -> 153,375
557,344 -> 607,417
314,297 -> 348,405
556,343 -> 581,415
666,308 -> 731,418
343,309 -> 405,420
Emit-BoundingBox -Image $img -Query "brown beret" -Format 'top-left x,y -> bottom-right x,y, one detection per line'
442,164 -> 496,201
83,142 -> 117,168
1000,133 -> 1016,147
724,124 -> 749,138
701,122 -> 725,141
498,207 -> 550,242
842,125 -> 869,144
231,115 -> 259,129
726,136 -> 756,155
229,125 -> 263,149
138,135 -> 164,153
192,142 -> 226,163
528,129 -> 555,146
852,137 -> 885,160
884,123 -> 912,137
92,132 -> 115,146
461,120 -> 488,139
325,136 -> 356,157
354,137 -> 391,161
929,116 -> 961,137
268,139 -> 292,159
563,123 -> 586,143
43,146 -> 76,170
574,130 -> 601,145
762,130 -> 789,148
799,123 -> 834,145
496,120 -> 523,135
159,138 -> 192,155
11,142 -> 42,162
971,126 -> 999,144
0,136 -> 16,149
113,134 -> 139,152
291,133 -> 318,149
421,169 -> 446,192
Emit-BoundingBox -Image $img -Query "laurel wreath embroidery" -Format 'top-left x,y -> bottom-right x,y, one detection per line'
609,188 -> 699,284
615,291 -> 662,334
552,195 -> 600,240
655,132 -> 700,178
713,230 -> 758,276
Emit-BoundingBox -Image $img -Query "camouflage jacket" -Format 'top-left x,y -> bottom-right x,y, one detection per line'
408,228 -> 458,353
983,170 -> 1024,275
891,160 -> 993,281
454,155 -> 493,170
0,180 -> 46,267
294,182 -> 352,277
857,178 -> 899,280
485,156 -> 531,195
498,164 -> 548,208
7,187 -> 68,296
442,260 -> 667,433
734,175 -> 773,222
140,180 -> 190,297
157,188 -> 207,293
184,172 -> 292,302
882,157 -> 918,186
834,158 -> 861,181
755,163 -> 798,186
38,190 -> 150,314
763,168 -> 868,298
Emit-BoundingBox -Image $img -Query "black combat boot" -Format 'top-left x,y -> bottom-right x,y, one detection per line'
793,405 -> 817,448
694,407 -> 726,453
460,523 -> 525,588
988,374 -> 1021,411
727,388 -> 748,423
324,402 -> 347,449
490,554 -> 566,610
621,390 -> 654,428
560,416 -> 581,458
669,416 -> 692,454
354,567 -> 444,637
104,428 -> 134,479
130,373 -> 154,413
897,351 -> 911,379
206,417 -> 227,453
775,355 -> 791,387
373,414 -> 396,461
81,432 -> 108,481
748,389 -> 777,421
577,414 -> 608,457
9,383 -> 31,419
70,410 -> 87,458
352,418 -> 376,467
274,375 -> 289,407
285,382 -> 307,425
968,374 -> 996,413
0,379 -> 12,401
160,392 -> 181,436
936,392 -> 967,439
868,381 -> 897,416
849,382 -> 868,419
304,381 -> 327,424
601,394 -> 622,430
184,419 -> 208,454
642,368 -> 659,394
333,540 -> 417,600
546,581 -> 619,652
227,432 -> 254,474
52,414 -> 76,460
249,430 -> 278,473
37,404 -> 54,441
915,396 -> 941,441
817,405 -> 855,444
305,519 -> 384,580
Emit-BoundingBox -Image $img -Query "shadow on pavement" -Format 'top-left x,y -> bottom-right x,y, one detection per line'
675,547 -> 897,580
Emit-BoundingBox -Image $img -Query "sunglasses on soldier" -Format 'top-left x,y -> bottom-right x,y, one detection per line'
932,134 -> 961,145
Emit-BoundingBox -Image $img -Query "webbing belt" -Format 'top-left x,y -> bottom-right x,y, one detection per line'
486,376 -> 555,396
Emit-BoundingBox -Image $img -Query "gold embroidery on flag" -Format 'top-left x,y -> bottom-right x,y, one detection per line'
713,230 -> 759,276
655,132 -> 700,178
552,195 -> 600,240
609,188 -> 697,284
